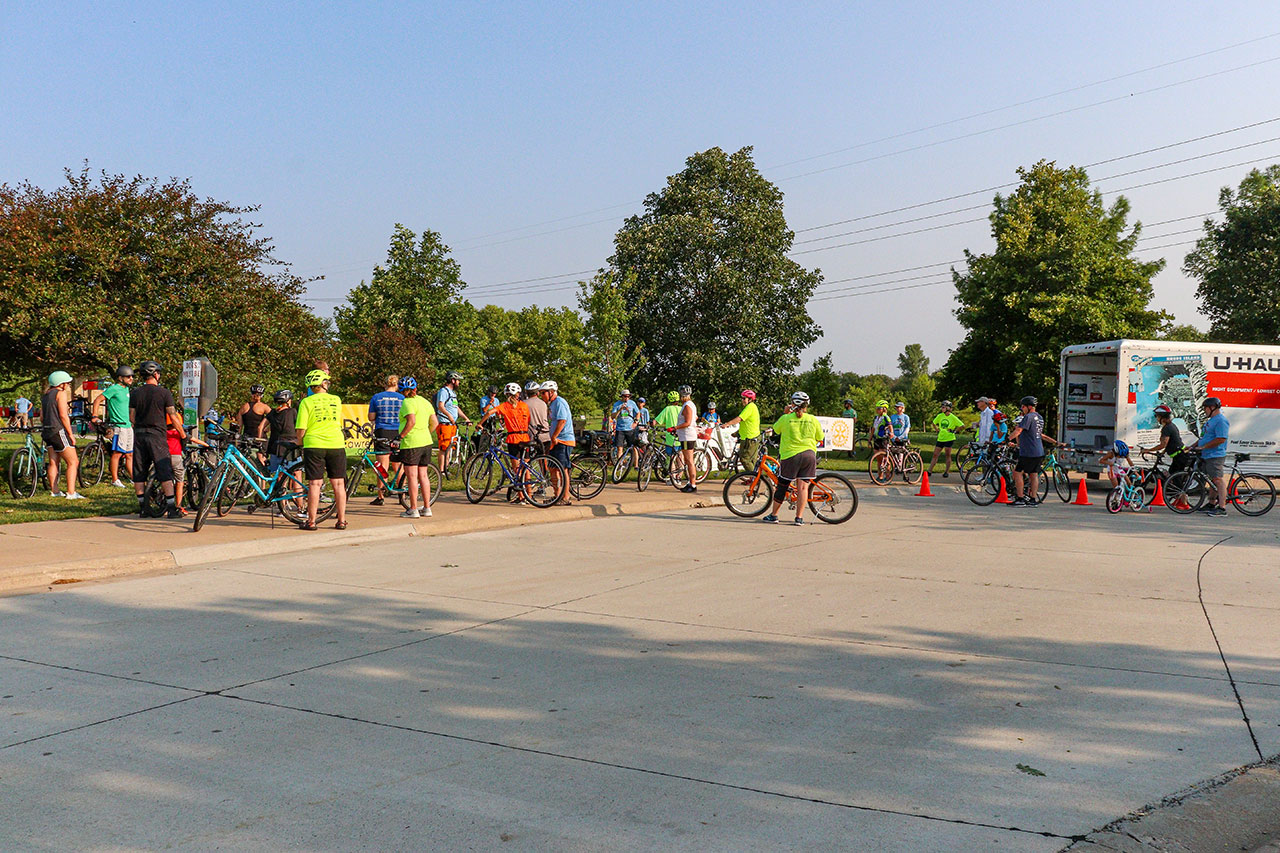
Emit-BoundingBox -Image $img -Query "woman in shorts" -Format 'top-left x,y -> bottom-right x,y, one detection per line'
762,391 -> 824,526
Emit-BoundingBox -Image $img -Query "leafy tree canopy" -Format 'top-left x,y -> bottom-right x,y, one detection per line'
896,343 -> 930,383
577,270 -> 645,411
1183,165 -> 1280,343
943,160 -> 1167,409
610,147 -> 822,407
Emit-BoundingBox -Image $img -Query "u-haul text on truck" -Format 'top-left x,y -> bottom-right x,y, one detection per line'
1059,339 -> 1280,475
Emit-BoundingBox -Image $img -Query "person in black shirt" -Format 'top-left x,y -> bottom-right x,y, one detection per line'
129,360 -> 185,518
266,390 -> 297,471
1140,403 -> 1188,475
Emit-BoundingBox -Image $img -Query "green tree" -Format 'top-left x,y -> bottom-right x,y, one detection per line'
0,166 -> 327,402
943,160 -> 1167,409
334,224 -> 481,381
609,147 -> 822,406
1184,165 -> 1280,343
896,344 -> 930,383
793,353 -> 843,415
1158,322 -> 1211,342
475,304 -> 590,406
577,269 -> 645,411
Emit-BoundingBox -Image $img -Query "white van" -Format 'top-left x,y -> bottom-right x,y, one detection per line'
1058,339 -> 1280,475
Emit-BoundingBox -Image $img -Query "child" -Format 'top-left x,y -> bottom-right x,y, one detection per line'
165,415 -> 187,515
1098,439 -> 1132,488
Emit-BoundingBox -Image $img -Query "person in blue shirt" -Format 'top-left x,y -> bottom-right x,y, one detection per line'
991,411 -> 1010,444
702,402 -> 720,426
434,371 -> 473,475
14,395 -> 32,429
1190,396 -> 1230,516
890,401 -> 911,442
367,375 -> 405,505
610,389 -> 641,469
541,380 -> 574,505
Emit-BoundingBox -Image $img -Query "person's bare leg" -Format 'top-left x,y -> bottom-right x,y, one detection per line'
795,479 -> 810,521
418,465 -> 431,510
110,451 -> 120,483
307,480 -> 321,525
333,477 -> 346,522
47,452 -> 60,493
943,447 -> 953,475
65,449 -> 80,494
928,446 -> 940,473
1029,472 -> 1039,501
405,468 -> 420,511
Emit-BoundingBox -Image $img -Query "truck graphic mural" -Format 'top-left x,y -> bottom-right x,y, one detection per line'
1127,354 -> 1209,437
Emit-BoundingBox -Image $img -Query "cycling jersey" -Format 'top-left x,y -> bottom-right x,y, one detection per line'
369,390 -> 404,430
399,395 -> 436,449
737,402 -> 760,440
872,414 -> 893,439
654,404 -> 679,446
497,400 -> 531,443
774,412 -> 824,459
295,391 -> 344,449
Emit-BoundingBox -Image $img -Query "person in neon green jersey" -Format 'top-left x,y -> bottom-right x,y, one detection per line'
720,389 -> 761,470
294,368 -> 348,531
928,401 -> 965,478
761,391 -> 824,526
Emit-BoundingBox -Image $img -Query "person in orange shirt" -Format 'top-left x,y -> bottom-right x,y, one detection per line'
496,382 -> 531,457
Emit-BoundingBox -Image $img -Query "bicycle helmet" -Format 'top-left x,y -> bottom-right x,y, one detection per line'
250,383 -> 265,395
487,384 -> 499,395
1113,439 -> 1130,457
876,399 -> 889,408
894,401 -> 905,408
1202,397 -> 1222,409
678,385 -> 692,396
524,380 -> 540,392
115,365 -> 134,379
941,400 -> 953,408
1020,395 -> 1038,407
667,390 -> 680,402
637,397 -> 646,404
305,368 -> 330,386
504,382 -> 521,396
790,391 -> 811,407
398,376 -> 417,391
540,380 -> 558,392
274,389 -> 292,403
843,398 -> 853,406
444,370 -> 462,383
48,370 -> 73,386
139,360 -> 161,378
1153,404 -> 1173,417
740,389 -> 756,400
708,401 -> 716,409
993,411 -> 1007,422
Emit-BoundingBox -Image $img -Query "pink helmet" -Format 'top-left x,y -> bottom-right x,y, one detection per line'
741,389 -> 757,400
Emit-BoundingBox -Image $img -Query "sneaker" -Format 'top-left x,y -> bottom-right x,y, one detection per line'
792,517 -> 805,526
165,505 -> 183,519
369,496 -> 385,506
1208,506 -> 1228,517
762,514 -> 779,524
1007,497 -> 1026,507
1196,504 -> 1216,513
111,480 -> 128,488
680,484 -> 697,493
1025,498 -> 1039,507
942,472 -> 949,478
65,492 -> 86,500
422,508 -> 432,517
51,491 -> 67,498
400,508 -> 420,518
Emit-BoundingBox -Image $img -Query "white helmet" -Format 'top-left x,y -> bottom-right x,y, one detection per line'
790,391 -> 811,406
504,382 -> 521,396
540,380 -> 558,392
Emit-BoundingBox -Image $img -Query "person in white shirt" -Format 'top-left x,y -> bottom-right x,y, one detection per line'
673,384 -> 700,493
975,397 -> 994,444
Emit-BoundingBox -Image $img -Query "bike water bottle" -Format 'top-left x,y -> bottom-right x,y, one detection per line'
374,459 -> 389,478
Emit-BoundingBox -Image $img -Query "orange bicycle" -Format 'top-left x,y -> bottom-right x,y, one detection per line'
721,435 -> 858,523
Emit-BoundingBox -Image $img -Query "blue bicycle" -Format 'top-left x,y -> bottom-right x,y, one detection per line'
193,437 -> 331,530
461,442 -> 565,507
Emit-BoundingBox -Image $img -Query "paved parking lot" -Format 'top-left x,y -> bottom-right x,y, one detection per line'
2,487 -> 1278,850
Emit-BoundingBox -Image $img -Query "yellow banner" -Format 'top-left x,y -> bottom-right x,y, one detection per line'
341,403 -> 373,450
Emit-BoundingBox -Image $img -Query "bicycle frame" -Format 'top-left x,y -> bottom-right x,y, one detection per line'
211,441 -> 306,506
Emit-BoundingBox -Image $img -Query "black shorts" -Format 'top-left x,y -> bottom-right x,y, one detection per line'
374,427 -> 402,462
935,439 -> 954,448
1015,455 -> 1043,474
505,441 -> 529,458
400,445 -> 433,467
679,440 -> 697,450
779,450 -> 818,481
132,430 -> 174,484
41,427 -> 70,453
614,429 -> 639,448
304,447 -> 346,480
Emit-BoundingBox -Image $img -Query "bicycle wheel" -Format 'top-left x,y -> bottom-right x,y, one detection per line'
570,455 -> 607,501
185,461 -> 207,511
395,463 -> 441,510
1106,487 -> 1124,514
79,442 -> 105,486
520,455 -> 565,508
611,452 -> 633,484
722,471 -> 773,518
901,450 -> 923,485
8,447 -> 38,498
1036,469 -> 1049,503
1165,471 -> 1207,514
1052,467 -> 1073,503
216,468 -> 243,517
810,472 -> 858,524
693,447 -> 713,483
868,451 -> 894,485
193,462 -> 227,531
344,459 -> 366,498
143,476 -> 167,517
637,453 -> 653,491
463,455 -> 495,504
275,466 -> 311,525
669,452 -> 694,488
964,467 -> 1001,506
1229,473 -> 1276,516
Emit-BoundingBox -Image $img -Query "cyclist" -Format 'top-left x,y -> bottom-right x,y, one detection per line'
165,414 -> 187,515
129,361 -> 184,517
266,390 -> 297,472
367,375 -> 405,505
672,385 -> 700,493
890,402 -> 911,442
611,389 -> 641,469
928,401 -> 965,478
435,371 -> 473,475
396,376 -> 438,519
1098,439 -> 1132,488
294,368 -> 348,530
99,365 -> 135,487
1189,397 -> 1230,517
841,399 -> 858,458
496,382 -> 531,456
1139,404 -> 1188,476
523,380 -> 549,450
720,390 -> 761,470
234,384 -> 271,443
1007,395 -> 1059,507
541,380 -> 574,504
14,394 -> 32,429
42,370 -> 85,499
870,401 -> 893,450
702,402 -> 720,427
762,391 -> 824,526
479,385 -> 501,417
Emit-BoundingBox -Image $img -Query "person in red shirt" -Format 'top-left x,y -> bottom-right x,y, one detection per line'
165,414 -> 187,514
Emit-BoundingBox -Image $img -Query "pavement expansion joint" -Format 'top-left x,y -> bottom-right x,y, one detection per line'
216,691 -> 1083,843
0,652 -> 202,694
1,694 -> 204,751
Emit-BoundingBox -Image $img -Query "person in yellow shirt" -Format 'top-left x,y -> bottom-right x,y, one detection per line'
763,391 -> 824,526
928,401 -> 966,478
396,376 -> 439,519
294,368 -> 347,530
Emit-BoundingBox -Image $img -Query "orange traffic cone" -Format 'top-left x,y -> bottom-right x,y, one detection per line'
1150,477 -> 1167,507
1072,478 -> 1092,506
994,476 -> 1011,504
916,471 -> 934,497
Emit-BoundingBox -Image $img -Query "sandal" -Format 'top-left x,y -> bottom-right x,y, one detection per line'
300,521 -> 318,531
334,520 -> 349,530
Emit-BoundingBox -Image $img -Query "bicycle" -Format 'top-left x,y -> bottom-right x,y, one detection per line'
869,439 -> 923,485
462,440 -> 565,507
567,451 -> 608,500
193,438 -> 332,531
1106,466 -> 1148,513
721,442 -> 858,523
1166,451 -> 1276,516
634,440 -> 675,491
76,418 -> 114,487
345,436 -> 441,510
699,425 -> 743,476
7,428 -> 46,498
1040,447 -> 1075,503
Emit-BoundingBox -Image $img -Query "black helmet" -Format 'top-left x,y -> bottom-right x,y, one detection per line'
274,389 -> 292,403
250,383 -> 266,395
1202,397 -> 1222,409
115,365 -> 134,379
843,399 -> 853,406
487,385 -> 499,395
139,360 -> 161,378
445,370 -> 462,382
1020,395 -> 1038,407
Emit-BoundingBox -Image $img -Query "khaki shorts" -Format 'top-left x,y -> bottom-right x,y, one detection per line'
1201,456 -> 1225,480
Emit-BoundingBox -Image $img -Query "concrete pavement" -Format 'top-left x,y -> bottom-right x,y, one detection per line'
1,486 -> 1278,850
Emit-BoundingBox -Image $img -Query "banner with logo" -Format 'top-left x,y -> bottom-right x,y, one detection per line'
341,403 -> 373,450
813,417 -> 855,452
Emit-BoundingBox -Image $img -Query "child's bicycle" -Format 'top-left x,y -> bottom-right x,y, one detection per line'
720,434 -> 858,523
1106,467 -> 1148,514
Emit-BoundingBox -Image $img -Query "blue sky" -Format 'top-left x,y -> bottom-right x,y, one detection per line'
4,1 -> 1279,374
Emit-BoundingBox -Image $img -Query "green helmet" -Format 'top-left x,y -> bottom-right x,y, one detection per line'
876,399 -> 889,409
48,370 -> 73,386
305,369 -> 330,386
666,390 -> 680,402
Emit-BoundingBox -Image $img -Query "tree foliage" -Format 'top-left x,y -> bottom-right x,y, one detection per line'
793,354 -> 843,415
943,160 -> 1167,408
609,147 -> 822,407
896,344 -> 930,382
0,166 -> 326,403
1183,165 -> 1280,343
577,269 -> 645,411
475,304 -> 589,405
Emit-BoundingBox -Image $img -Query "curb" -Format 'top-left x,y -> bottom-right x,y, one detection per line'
1,491 -> 726,594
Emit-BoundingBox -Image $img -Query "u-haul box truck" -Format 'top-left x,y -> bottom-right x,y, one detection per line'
1059,339 -> 1280,475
